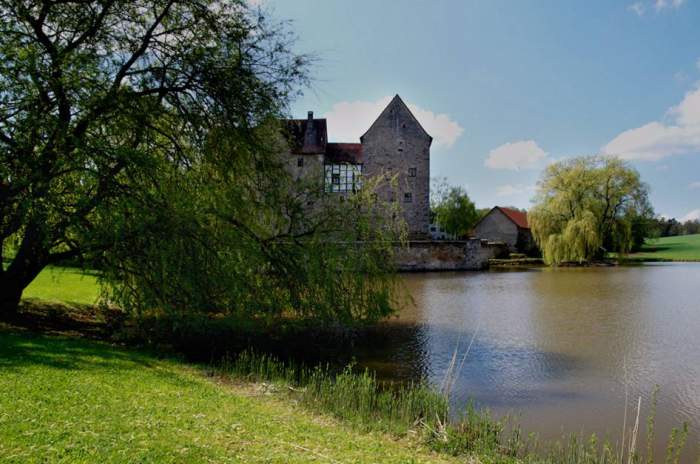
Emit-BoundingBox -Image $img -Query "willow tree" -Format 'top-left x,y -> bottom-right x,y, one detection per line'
0,1 -> 406,322
529,156 -> 653,265
0,0 -> 311,315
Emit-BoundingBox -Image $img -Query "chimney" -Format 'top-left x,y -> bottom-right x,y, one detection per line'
307,111 -> 314,121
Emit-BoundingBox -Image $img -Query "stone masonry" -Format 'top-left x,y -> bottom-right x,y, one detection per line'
361,96 -> 432,238
282,95 -> 432,239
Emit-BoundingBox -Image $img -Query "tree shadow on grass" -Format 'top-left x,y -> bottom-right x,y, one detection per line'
7,299 -> 122,338
0,329 -> 157,372
0,330 -> 207,391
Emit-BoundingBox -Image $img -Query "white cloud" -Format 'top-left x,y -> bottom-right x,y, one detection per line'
630,0 -> 685,15
602,83 -> 700,160
495,184 -> 536,197
484,140 -> 548,170
689,181 -> 700,189
323,96 -> 464,149
654,0 -> 685,10
681,209 -> 700,222
628,2 -> 646,15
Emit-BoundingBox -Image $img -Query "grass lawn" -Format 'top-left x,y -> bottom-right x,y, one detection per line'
0,330 -> 458,464
627,234 -> 700,261
22,267 -> 101,305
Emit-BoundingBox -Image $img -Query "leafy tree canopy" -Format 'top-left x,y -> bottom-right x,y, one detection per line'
430,179 -> 479,238
529,156 -> 654,265
0,0 -> 402,322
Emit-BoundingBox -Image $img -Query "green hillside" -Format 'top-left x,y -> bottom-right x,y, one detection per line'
629,234 -> 700,261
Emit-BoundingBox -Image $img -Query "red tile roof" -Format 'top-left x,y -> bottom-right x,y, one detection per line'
325,143 -> 363,164
496,207 -> 529,229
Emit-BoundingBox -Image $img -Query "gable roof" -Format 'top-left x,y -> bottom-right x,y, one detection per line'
473,206 -> 530,231
325,143 -> 363,164
360,94 -> 433,144
283,117 -> 327,154
495,207 -> 529,229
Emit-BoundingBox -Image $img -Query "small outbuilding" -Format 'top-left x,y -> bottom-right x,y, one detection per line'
473,206 -> 535,254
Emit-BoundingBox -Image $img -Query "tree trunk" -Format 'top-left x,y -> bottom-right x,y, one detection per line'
0,275 -> 24,317
0,221 -> 50,318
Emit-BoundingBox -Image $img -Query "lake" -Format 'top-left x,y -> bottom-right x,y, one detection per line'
359,263 -> 700,461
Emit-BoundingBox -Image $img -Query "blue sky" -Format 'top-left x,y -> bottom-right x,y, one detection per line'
257,0 -> 700,220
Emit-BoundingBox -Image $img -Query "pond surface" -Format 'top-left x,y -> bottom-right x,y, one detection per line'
361,263 -> 700,461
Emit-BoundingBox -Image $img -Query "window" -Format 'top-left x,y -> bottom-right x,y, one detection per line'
404,192 -> 412,203
408,167 -> 417,177
324,164 -> 363,193
297,157 -> 304,167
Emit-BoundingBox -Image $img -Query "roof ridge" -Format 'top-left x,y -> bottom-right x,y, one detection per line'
495,206 -> 529,229
359,95 -> 433,143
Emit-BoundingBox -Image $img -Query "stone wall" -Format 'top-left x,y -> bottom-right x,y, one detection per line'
284,153 -> 324,183
395,240 -> 507,271
361,96 -> 431,239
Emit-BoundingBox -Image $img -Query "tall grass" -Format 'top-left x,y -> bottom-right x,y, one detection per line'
213,350 -> 693,464
218,351 -> 447,435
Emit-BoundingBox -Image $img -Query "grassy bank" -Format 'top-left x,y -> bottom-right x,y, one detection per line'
23,266 -> 101,305
0,329 -> 458,463
627,234 -> 700,262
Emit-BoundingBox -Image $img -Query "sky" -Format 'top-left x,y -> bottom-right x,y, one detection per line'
254,0 -> 700,221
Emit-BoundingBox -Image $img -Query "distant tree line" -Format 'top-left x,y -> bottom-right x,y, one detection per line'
648,217 -> 700,237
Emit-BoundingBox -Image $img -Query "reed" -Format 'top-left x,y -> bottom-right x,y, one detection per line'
213,350 -> 694,464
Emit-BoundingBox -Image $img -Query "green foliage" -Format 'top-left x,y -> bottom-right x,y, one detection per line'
0,0 -> 310,313
529,156 -> 654,265
0,0 -> 401,323
648,217 -> 700,238
93,137 -> 405,323
430,179 -> 480,238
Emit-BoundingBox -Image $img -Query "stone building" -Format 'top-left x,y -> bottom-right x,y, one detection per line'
472,206 -> 534,254
282,95 -> 431,238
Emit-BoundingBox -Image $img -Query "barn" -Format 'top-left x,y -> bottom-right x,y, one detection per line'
473,206 -> 534,254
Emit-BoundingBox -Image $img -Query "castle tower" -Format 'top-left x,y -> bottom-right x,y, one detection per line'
361,95 -> 432,238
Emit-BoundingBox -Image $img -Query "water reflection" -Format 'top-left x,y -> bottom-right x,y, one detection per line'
357,264 -> 700,462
